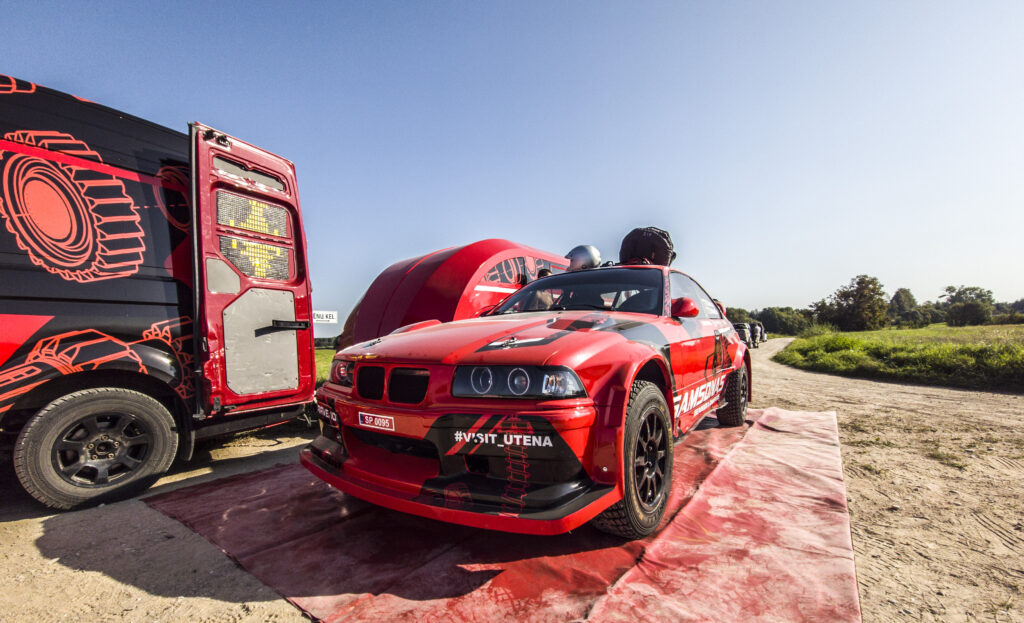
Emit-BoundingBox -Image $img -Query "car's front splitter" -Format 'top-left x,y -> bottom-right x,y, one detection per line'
300,443 -> 618,535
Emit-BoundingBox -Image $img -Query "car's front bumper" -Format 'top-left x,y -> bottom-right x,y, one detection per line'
301,394 -> 618,535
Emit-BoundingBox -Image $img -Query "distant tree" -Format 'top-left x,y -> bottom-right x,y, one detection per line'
939,285 -> 995,307
810,297 -> 837,326
725,307 -> 752,323
940,285 -> 994,326
947,302 -> 993,326
813,275 -> 889,331
888,288 -> 917,318
887,288 -> 927,327
753,307 -> 811,335
314,336 -> 339,349
1011,299 -> 1024,313
917,302 -> 946,324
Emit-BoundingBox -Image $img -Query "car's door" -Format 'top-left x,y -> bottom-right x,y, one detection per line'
191,123 -> 314,414
666,271 -> 729,431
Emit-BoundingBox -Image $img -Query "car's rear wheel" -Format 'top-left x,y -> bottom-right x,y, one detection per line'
592,380 -> 673,539
716,365 -> 748,427
13,388 -> 178,509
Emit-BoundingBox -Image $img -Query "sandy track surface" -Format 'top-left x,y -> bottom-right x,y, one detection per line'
0,424 -> 315,622
2,341 -> 1022,622
751,338 -> 1024,623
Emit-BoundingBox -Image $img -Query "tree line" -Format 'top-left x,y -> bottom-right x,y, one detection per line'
727,275 -> 1024,334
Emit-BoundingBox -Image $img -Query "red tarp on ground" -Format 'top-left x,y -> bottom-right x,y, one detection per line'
145,408 -> 861,622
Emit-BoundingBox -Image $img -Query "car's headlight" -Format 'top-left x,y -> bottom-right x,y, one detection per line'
452,366 -> 586,399
330,360 -> 355,387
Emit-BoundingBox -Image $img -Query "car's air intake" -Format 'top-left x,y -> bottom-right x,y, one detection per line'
356,365 -> 385,400
388,368 -> 430,404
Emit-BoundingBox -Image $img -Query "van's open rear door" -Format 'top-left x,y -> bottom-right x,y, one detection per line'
190,123 -> 313,415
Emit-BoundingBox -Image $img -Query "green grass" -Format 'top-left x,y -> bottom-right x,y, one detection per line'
315,348 -> 335,386
773,324 -> 1024,393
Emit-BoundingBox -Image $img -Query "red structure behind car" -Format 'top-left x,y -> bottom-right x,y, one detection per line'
303,264 -> 750,538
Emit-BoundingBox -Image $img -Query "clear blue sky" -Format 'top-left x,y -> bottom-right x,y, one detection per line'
5,1 -> 1022,335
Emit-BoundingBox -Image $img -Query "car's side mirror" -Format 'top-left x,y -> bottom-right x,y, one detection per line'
671,297 -> 700,318
714,299 -> 726,317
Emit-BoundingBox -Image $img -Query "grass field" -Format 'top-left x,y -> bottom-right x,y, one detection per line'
773,324 -> 1024,393
315,348 -> 335,386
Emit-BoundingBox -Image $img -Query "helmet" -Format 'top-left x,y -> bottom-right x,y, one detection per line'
619,226 -> 676,266
565,245 -> 601,271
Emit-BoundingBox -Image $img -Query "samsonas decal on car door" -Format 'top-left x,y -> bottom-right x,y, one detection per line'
674,374 -> 726,416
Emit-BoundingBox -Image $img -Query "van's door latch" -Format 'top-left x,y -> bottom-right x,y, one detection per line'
255,320 -> 311,337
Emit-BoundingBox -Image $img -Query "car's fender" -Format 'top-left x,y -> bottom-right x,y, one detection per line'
577,342 -> 671,488
726,333 -> 752,401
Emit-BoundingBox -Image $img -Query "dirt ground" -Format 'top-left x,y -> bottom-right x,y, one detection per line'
1,339 -> 1021,622
752,339 -> 1024,623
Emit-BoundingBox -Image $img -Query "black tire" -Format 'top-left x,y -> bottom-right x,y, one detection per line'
13,387 -> 178,509
717,365 -> 748,427
592,380 -> 673,539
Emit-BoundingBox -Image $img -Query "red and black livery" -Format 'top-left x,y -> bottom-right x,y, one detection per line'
304,264 -> 750,538
1,76 -> 315,508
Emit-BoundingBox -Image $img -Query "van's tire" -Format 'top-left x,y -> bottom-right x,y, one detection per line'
592,381 -> 673,539
717,365 -> 748,427
0,131 -> 145,283
13,388 -> 178,510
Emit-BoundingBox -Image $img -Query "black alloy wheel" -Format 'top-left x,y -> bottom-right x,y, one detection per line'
14,387 -> 178,509
717,365 -> 748,427
51,412 -> 153,487
634,406 -> 668,512
592,380 -> 674,539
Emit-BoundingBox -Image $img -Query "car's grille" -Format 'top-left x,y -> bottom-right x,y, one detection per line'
350,427 -> 438,460
388,368 -> 429,404
356,366 -> 385,400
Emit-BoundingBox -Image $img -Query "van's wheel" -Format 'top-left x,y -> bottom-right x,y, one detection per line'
13,388 -> 178,510
592,380 -> 673,539
717,365 -> 748,427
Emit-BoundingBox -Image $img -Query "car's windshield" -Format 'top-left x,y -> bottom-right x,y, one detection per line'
493,267 -> 664,315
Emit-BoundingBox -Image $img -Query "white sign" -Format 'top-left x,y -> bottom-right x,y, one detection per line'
313,310 -> 338,324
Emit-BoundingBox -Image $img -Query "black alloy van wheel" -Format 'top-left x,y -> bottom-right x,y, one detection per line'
13,387 -> 178,509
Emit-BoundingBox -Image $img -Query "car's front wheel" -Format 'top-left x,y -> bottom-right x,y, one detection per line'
592,380 -> 673,539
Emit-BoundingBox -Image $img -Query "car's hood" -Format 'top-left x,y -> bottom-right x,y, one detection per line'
342,311 -> 669,368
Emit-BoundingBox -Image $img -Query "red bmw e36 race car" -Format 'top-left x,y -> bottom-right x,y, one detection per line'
301,264 -> 750,538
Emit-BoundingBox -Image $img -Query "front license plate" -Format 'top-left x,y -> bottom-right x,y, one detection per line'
317,403 -> 337,424
358,412 -> 395,432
